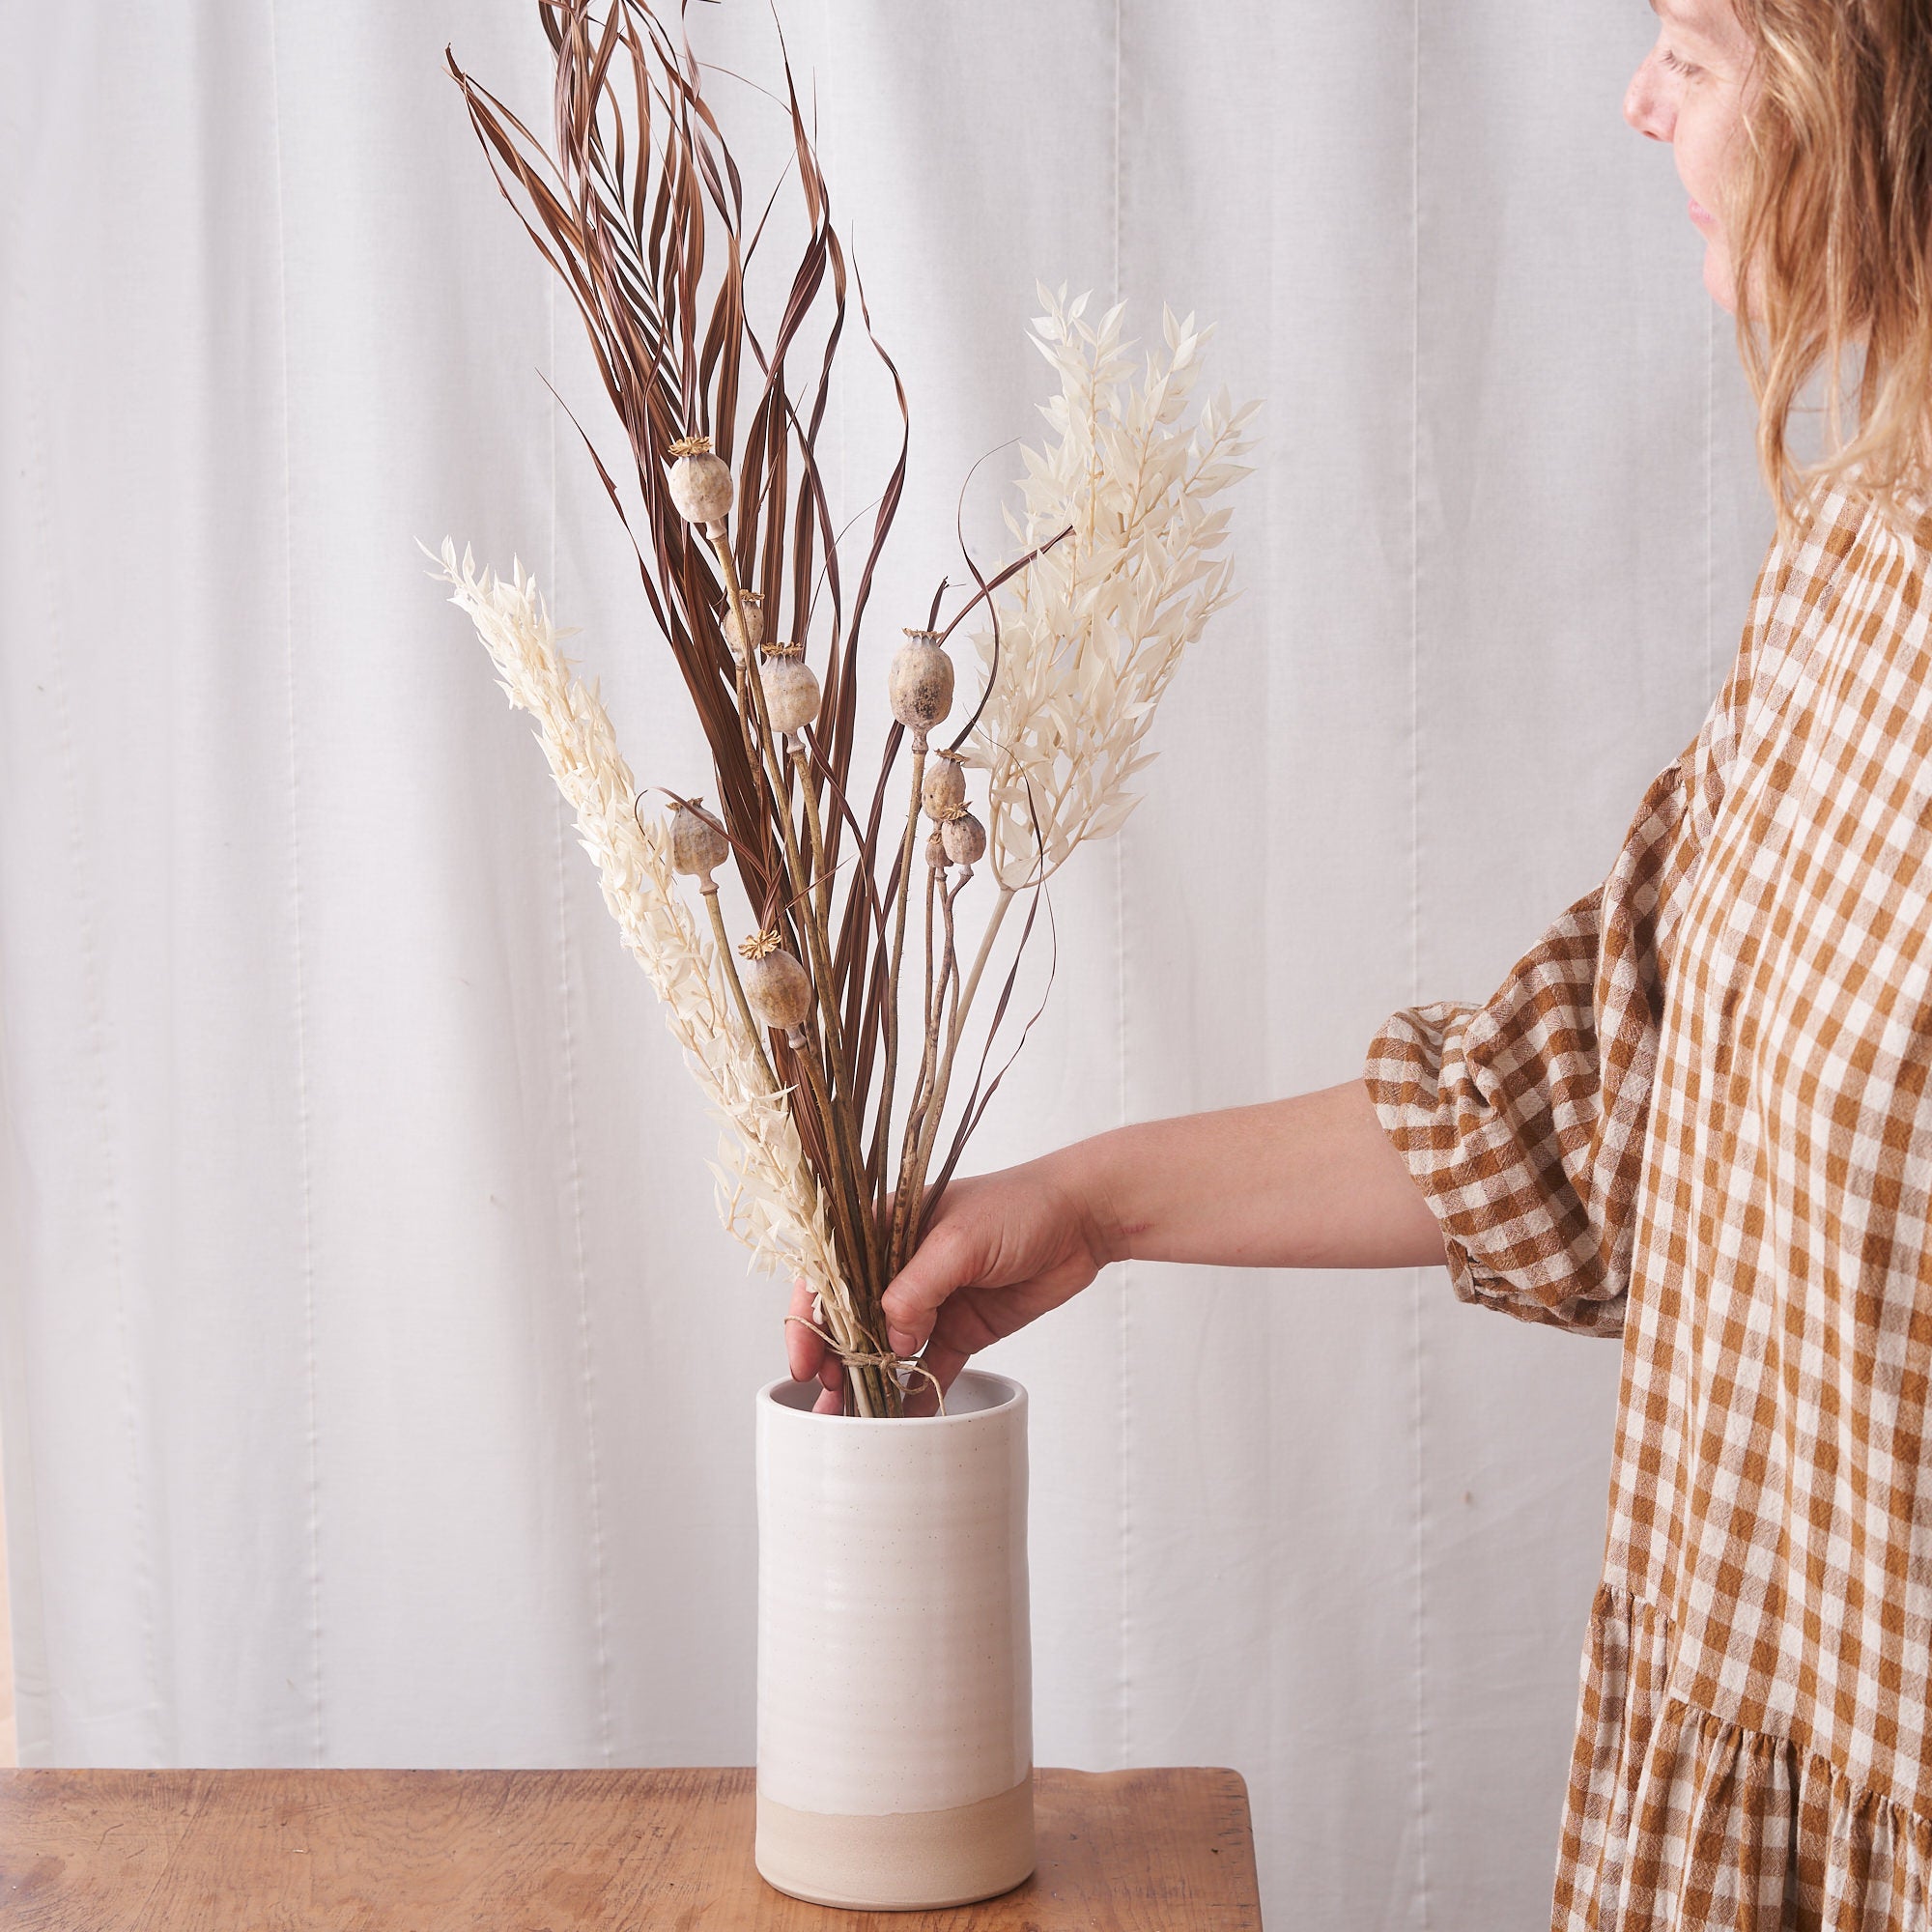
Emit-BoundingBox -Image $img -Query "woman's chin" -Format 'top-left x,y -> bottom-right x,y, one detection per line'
1703,244 -> 1739,316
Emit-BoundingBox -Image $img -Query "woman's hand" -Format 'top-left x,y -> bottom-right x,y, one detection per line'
783,1152 -> 1111,1413
781,1083 -> 1445,1413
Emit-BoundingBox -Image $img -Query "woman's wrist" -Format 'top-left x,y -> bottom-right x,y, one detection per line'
1037,1127 -> 1140,1269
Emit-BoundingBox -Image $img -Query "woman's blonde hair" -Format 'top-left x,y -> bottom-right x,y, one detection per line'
1730,0 -> 1932,534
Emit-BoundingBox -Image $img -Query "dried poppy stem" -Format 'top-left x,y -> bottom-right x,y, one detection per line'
894,883 -> 1016,1267
712,556 -> 840,1040
792,743 -> 835,939
714,537 -> 842,1071
669,800 -> 781,1093
939,873 -> 963,1033
921,852 -> 941,1077
741,926 -> 893,1419
868,746 -> 926,1208
890,843 -> 949,1273
891,859 -> 963,1276
701,884 -> 780,1094
895,885 -> 1016,1254
948,887 -> 1017,1062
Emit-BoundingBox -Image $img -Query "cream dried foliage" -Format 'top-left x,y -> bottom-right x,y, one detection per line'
432,542 -> 847,1306
965,290 -> 1259,889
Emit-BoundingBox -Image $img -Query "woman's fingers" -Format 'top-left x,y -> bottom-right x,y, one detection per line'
900,1368 -> 945,1418
795,1170 -> 1075,1409
787,1277 -> 849,1412
897,1299 -> 1003,1412
881,1218 -> 976,1355
918,1332 -> 974,1398
784,1276 -> 824,1383
895,1274 -> 1031,1407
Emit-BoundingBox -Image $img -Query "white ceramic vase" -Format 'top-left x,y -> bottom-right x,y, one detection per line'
754,1370 -> 1035,1911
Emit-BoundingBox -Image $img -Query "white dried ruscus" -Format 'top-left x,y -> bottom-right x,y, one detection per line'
964,289 -> 1259,889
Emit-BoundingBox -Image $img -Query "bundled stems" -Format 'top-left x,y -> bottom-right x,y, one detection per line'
713,529 -> 900,1417
789,1034 -> 891,1418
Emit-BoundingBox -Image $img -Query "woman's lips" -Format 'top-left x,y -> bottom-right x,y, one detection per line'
1689,197 -> 1715,229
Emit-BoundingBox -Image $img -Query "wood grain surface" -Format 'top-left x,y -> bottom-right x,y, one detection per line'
0,1765 -> 1260,1930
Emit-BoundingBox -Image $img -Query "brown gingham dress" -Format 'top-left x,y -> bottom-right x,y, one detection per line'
1367,487 -> 1932,1930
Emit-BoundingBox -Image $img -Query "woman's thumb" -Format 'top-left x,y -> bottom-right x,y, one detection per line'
882,1218 -> 972,1356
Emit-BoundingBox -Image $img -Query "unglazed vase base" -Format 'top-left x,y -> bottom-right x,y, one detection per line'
755,1776 -> 1036,1911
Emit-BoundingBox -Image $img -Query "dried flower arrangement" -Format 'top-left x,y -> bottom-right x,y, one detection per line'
438,1 -> 1256,1416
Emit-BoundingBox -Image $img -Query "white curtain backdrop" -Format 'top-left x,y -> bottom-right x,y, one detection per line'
0,4 -> 1771,1924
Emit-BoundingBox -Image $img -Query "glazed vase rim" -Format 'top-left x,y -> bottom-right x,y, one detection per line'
758,1367 -> 1024,1426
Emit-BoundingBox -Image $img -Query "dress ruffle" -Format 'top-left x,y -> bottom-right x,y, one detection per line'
1558,1584 -> 1932,1931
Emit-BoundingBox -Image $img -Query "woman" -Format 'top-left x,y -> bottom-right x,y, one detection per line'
795,3 -> 1932,1923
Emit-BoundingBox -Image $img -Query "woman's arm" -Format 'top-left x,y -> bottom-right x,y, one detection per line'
1073,1079 -> 1448,1274
785,1080 -> 1443,1407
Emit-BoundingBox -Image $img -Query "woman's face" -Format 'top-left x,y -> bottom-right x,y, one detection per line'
1624,0 -> 1756,311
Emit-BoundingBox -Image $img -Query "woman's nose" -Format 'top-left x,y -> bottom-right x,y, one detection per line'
1625,52 -> 1672,142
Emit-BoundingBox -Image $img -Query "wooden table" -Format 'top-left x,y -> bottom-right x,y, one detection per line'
0,1766 -> 1260,1929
